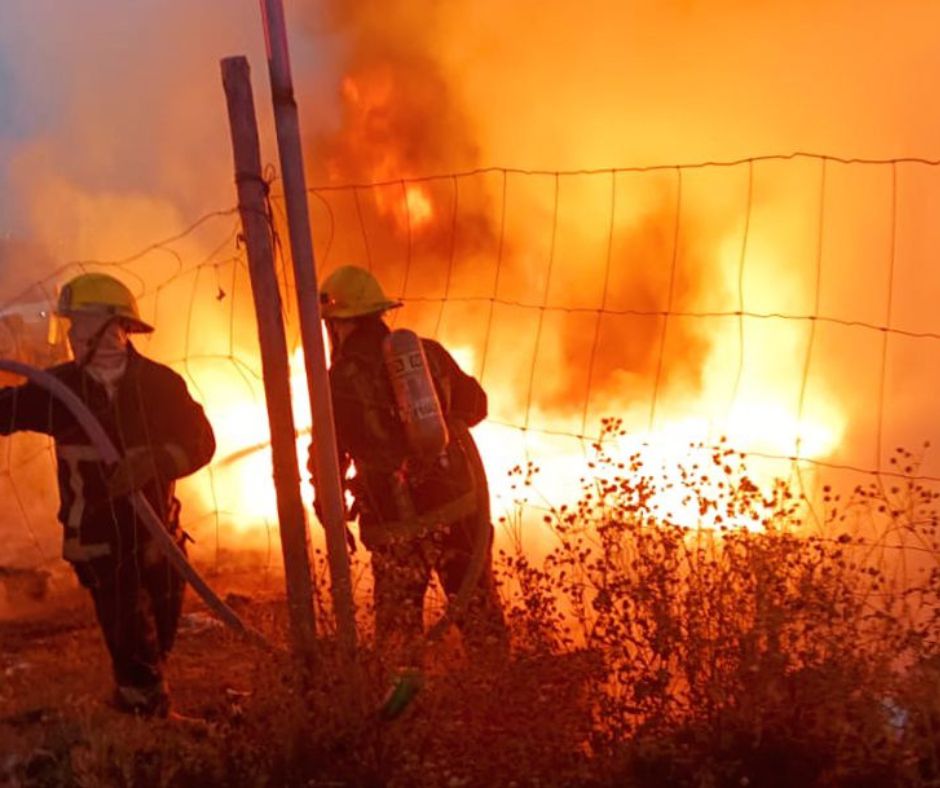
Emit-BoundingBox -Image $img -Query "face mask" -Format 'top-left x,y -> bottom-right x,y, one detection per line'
67,314 -> 129,393
326,319 -> 357,357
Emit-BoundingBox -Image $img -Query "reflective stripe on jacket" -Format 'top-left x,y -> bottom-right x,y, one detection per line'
0,345 -> 216,561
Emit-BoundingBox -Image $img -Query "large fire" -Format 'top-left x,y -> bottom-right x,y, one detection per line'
176,160 -> 848,549
4,1 -> 940,569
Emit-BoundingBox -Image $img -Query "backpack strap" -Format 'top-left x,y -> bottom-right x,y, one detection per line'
361,489 -> 478,547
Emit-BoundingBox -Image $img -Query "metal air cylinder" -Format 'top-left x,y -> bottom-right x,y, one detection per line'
382,329 -> 449,458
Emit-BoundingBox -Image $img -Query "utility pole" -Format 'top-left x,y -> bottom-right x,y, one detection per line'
220,55 -> 317,667
259,0 -> 358,661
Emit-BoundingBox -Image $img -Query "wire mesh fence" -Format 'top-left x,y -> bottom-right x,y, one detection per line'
2,152 -> 940,591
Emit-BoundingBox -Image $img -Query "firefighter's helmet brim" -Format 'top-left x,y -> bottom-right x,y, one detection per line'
56,274 -> 154,333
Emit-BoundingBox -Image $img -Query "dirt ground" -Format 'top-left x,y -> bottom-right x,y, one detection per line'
0,564 -> 599,787
0,565 -> 303,785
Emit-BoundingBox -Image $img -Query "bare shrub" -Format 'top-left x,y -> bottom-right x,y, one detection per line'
8,422 -> 940,785
496,419 -> 940,785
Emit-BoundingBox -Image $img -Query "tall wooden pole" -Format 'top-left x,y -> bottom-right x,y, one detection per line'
220,56 -> 317,666
259,0 -> 357,659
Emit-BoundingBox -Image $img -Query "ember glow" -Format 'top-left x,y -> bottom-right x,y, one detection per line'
404,185 -> 434,229
182,349 -> 314,536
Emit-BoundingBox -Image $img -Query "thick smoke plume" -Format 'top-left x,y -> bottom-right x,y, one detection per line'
1,1 -> 940,575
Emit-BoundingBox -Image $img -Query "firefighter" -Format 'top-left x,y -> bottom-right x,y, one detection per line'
314,265 -> 508,660
0,273 -> 216,717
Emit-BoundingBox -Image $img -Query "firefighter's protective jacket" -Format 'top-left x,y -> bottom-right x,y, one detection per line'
0,345 -> 215,562
328,319 -> 487,548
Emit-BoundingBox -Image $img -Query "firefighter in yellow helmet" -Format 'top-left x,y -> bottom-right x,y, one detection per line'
0,273 -> 216,717
314,265 -> 508,659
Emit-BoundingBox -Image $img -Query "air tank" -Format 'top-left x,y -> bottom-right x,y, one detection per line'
382,329 -> 449,458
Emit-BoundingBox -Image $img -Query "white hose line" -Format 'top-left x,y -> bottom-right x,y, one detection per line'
0,359 -> 272,651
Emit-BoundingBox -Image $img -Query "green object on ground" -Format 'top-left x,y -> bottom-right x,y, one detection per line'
379,669 -> 424,721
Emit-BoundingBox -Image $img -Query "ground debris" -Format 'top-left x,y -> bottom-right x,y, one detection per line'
179,611 -> 225,634
3,661 -> 33,678
0,706 -> 51,728
0,566 -> 50,604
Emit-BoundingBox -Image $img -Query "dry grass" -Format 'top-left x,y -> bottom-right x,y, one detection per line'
3,425 -> 940,786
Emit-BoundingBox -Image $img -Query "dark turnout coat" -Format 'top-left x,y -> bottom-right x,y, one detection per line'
0,345 -> 216,563
329,319 -> 488,549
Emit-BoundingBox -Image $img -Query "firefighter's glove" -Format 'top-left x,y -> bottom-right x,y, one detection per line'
107,447 -> 159,498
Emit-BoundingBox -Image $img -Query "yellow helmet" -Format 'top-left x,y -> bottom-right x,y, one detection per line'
319,265 -> 402,319
56,273 -> 153,333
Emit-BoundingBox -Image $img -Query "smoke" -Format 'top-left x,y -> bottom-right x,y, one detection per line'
294,0 -> 940,472
437,0 -> 940,168
4,1 -> 939,248
0,0 -> 939,571
299,2 -> 479,183
296,0 -> 940,174
0,0 -> 279,566
0,0 -> 279,253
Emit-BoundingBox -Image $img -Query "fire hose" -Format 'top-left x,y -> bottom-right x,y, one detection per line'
0,359 -> 272,652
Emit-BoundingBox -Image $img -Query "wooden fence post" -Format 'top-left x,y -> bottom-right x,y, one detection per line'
259,0 -> 358,661
221,55 -> 317,667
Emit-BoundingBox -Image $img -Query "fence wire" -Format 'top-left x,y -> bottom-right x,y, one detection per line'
1,153 -> 939,585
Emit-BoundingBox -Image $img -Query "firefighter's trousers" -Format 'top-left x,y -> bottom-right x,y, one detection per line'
72,533 -> 185,703
371,513 -> 508,656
